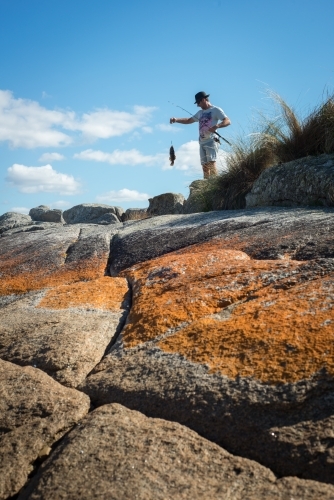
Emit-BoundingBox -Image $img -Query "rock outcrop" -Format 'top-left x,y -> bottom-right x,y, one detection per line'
85,229 -> 334,483
0,225 -> 130,387
1,205 -> 334,498
29,205 -> 64,223
246,153 -> 334,208
63,203 -> 124,224
121,207 -> 148,222
0,212 -> 32,234
182,179 -> 210,214
147,192 -> 185,216
109,206 -> 334,273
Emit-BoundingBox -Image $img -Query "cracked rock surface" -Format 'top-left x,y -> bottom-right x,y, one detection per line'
1,207 -> 334,498
0,359 -> 90,499
18,404 -> 334,500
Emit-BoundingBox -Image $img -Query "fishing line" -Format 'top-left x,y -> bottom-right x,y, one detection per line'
168,101 -> 193,117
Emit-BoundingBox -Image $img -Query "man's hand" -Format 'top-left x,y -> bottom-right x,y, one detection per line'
209,117 -> 231,133
170,117 -> 196,125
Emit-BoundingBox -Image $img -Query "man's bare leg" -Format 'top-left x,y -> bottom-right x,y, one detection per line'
208,161 -> 218,176
202,163 -> 210,179
202,161 -> 218,179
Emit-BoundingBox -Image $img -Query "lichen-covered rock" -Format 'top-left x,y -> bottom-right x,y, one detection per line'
1,205 -> 334,494
0,225 -> 118,295
83,235 -> 334,483
147,192 -> 185,216
246,153 -> 334,208
29,205 -> 64,223
0,225 -> 130,386
0,284 -> 129,387
0,359 -> 90,500
0,212 -> 32,234
17,404 -> 334,500
63,203 -> 124,223
110,207 -> 334,273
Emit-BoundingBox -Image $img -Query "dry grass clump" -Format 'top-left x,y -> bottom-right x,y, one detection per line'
205,91 -> 334,209
260,90 -> 334,162
211,138 -> 277,210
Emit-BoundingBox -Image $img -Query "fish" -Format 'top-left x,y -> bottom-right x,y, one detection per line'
169,145 -> 176,166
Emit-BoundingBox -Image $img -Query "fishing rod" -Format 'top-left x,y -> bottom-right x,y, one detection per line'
168,101 -> 232,146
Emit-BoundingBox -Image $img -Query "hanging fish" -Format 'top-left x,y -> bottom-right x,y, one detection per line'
169,144 -> 176,166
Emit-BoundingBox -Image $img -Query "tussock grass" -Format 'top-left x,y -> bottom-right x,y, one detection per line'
204,91 -> 334,209
212,138 -> 278,209
260,90 -> 334,162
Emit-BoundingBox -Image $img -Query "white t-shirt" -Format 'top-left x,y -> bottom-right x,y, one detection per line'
193,105 -> 227,143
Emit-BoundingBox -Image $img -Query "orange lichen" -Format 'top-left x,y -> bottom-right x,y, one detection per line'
121,242 -> 302,346
121,239 -> 334,384
159,277 -> 334,384
0,257 -> 106,296
38,276 -> 129,311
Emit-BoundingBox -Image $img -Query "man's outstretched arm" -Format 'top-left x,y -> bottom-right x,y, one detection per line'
170,117 -> 196,124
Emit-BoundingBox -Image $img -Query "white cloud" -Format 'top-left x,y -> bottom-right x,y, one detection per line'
66,105 -> 156,140
0,90 -> 157,148
96,188 -> 150,203
74,148 -> 162,166
39,152 -> 65,162
6,164 -> 81,195
10,206 -> 30,214
0,90 -> 73,148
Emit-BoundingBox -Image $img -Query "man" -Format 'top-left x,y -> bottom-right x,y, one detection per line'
170,91 -> 231,179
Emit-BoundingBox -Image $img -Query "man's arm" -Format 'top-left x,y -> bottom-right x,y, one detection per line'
209,116 -> 231,133
170,117 -> 196,124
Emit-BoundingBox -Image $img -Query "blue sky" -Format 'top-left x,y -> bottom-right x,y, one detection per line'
1,0 -> 334,215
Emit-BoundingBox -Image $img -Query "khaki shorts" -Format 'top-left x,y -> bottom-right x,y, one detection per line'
199,139 -> 220,164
